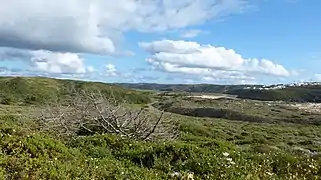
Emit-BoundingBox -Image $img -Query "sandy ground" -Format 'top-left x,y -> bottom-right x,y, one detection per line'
188,95 -> 233,100
290,103 -> 321,113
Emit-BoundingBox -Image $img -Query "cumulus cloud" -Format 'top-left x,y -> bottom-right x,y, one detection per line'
201,76 -> 255,84
141,40 -> 291,78
104,64 -> 118,76
30,51 -> 87,74
0,66 -> 10,75
87,66 -> 95,73
0,48 -> 89,74
148,59 -> 257,84
0,0 -> 248,54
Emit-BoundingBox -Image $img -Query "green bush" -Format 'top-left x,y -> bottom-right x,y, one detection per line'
0,94 -> 13,105
1,123 -> 321,179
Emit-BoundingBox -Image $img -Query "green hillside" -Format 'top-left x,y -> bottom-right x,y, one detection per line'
0,77 -> 150,105
116,83 -> 255,93
228,86 -> 321,102
117,83 -> 321,103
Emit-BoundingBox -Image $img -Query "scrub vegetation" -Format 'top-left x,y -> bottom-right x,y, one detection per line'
1,77 -> 321,179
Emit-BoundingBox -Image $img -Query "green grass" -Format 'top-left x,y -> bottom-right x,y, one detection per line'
1,79 -> 321,179
179,115 -> 321,154
156,96 -> 321,125
1,102 -> 321,179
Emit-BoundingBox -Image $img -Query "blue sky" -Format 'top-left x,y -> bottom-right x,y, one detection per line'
0,0 -> 321,85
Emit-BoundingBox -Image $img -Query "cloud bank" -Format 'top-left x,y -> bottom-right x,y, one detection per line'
140,40 -> 291,83
0,0 -> 248,54
0,0 -> 302,84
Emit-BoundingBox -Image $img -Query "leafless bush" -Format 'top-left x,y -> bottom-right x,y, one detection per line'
37,90 -> 179,141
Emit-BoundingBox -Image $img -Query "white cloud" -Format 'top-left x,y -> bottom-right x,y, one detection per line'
105,64 -> 117,76
30,51 -> 87,74
87,66 -> 95,73
0,67 -> 10,75
141,40 -> 291,78
181,29 -> 208,38
202,76 -> 255,84
0,0 -> 249,54
0,47 -> 88,74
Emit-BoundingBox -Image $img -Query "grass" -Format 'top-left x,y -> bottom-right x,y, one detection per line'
156,96 -> 321,125
179,115 -> 321,154
1,78 -> 321,179
1,103 -> 321,179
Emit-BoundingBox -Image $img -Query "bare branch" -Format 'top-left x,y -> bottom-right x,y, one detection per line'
37,89 -> 179,141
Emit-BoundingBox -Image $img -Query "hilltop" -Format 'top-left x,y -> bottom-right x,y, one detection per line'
0,77 -> 150,105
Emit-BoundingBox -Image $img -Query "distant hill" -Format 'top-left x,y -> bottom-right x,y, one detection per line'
0,77 -> 150,105
228,85 -> 321,103
3,77 -> 320,105
117,83 -> 321,103
116,83 -> 260,93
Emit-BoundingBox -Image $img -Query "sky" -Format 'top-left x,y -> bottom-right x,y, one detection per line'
0,0 -> 321,85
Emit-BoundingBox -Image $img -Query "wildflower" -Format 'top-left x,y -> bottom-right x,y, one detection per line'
223,152 -> 229,157
186,172 -> 194,180
309,164 -> 315,168
226,158 -> 232,161
171,172 -> 181,178
266,172 -> 273,176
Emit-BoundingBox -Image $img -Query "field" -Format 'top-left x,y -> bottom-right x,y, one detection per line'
1,77 -> 321,179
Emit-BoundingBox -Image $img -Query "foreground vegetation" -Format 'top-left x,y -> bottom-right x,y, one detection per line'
1,106 -> 321,179
1,77 -> 321,179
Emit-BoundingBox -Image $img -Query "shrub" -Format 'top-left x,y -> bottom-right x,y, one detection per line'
0,95 -> 13,105
37,90 -> 179,141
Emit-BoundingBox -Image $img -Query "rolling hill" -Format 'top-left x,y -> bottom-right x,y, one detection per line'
117,83 -> 321,103
228,85 -> 321,102
0,77 -> 150,105
116,83 -> 256,93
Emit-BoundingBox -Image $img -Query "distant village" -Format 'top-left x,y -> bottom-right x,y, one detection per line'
244,82 -> 321,90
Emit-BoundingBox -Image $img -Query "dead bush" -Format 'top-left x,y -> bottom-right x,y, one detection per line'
37,90 -> 179,141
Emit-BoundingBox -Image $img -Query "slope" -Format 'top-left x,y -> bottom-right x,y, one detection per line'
0,77 -> 150,105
